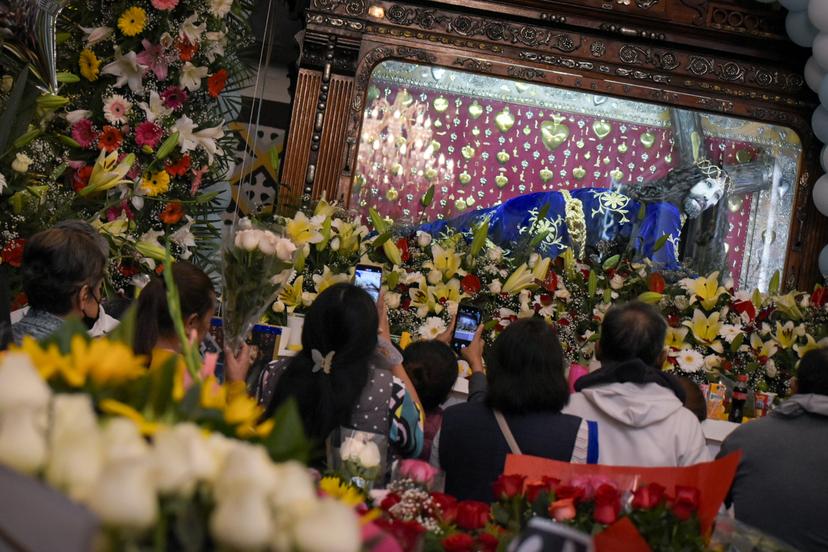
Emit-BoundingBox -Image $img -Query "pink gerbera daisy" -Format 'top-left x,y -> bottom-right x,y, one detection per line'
71,119 -> 98,148
151,0 -> 179,9
160,86 -> 188,109
135,121 -> 163,148
103,95 -> 132,125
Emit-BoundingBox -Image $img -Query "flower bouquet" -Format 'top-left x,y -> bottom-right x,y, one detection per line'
335,430 -> 386,492
222,218 -> 297,351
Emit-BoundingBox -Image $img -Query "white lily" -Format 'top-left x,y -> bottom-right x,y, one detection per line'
180,62 -> 208,92
101,48 -> 144,93
170,217 -> 197,260
138,91 -> 171,123
80,26 -> 114,47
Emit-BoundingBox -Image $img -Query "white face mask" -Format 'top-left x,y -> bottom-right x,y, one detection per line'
685,177 -> 725,217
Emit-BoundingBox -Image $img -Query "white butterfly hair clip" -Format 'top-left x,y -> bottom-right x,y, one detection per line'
311,349 -> 335,375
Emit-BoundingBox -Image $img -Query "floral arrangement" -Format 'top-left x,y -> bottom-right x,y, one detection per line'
0,0 -> 253,297
222,217 -> 297,350
268,202 -> 828,395
0,349 -> 361,552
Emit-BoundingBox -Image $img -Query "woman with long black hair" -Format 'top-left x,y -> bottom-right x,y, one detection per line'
256,283 -> 424,465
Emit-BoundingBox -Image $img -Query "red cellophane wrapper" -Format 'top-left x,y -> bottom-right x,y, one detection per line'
504,452 -> 741,550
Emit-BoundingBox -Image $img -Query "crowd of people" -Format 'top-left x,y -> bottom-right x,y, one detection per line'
2,221 -> 827,551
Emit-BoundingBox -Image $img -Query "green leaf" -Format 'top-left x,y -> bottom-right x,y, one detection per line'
56,72 -> 80,83
537,202 -> 551,222
730,333 -> 744,353
162,247 -> 201,380
148,353 -> 178,418
386,270 -> 400,290
529,230 -> 550,249
652,234 -> 669,253
483,319 -> 499,330
587,270 -> 597,298
420,184 -> 435,208
156,132 -> 180,161
603,288 -> 612,303
470,220 -> 489,257
602,254 -> 620,271
12,128 -> 42,149
368,207 -> 388,233
49,162 -> 68,181
57,135 -> 82,149
638,203 -> 646,221
0,66 -> 29,155
262,399 -> 312,463
769,270 -> 780,295
637,291 -> 663,304
372,230 -> 392,249
109,304 -> 138,349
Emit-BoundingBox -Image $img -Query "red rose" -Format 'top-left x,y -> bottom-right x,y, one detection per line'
811,286 -> 828,308
555,484 -> 586,503
1,238 -> 25,268
396,237 -> 411,263
380,492 -> 401,511
477,532 -> 500,552
456,500 -> 490,530
492,474 -> 525,501
666,313 -> 681,327
592,484 -> 621,525
431,492 -> 458,524
525,483 -> 547,504
442,533 -> 475,552
542,270 -> 558,292
732,300 -> 756,321
461,273 -> 481,295
631,483 -> 666,510
757,307 -> 773,322
671,486 -> 701,521
549,497 -> 577,521
376,518 -> 425,550
72,165 -> 93,192
648,272 -> 666,293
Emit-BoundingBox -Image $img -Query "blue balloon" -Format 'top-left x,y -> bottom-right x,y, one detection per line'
780,0 -> 810,11
786,10 -> 819,47
813,107 -> 828,143
820,244 -> 828,277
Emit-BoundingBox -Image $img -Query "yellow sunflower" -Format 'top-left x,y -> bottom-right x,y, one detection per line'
118,6 -> 147,36
79,48 -> 100,81
140,169 -> 170,197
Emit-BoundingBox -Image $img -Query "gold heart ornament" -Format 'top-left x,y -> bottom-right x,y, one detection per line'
495,108 -> 515,132
468,101 -> 483,119
496,151 -> 510,164
433,96 -> 449,113
396,89 -> 413,107
459,171 -> 472,185
618,143 -> 628,154
573,166 -> 586,180
592,119 -> 612,139
609,168 -> 624,181
540,120 -> 570,151
639,131 -> 656,148
461,145 -> 476,160
495,174 -> 509,188
539,168 -> 554,182
386,188 -> 399,201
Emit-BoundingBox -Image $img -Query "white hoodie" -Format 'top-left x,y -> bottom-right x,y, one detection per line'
563,382 -> 711,467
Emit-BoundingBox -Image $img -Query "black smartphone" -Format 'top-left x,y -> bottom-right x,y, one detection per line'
451,304 -> 482,353
354,263 -> 383,302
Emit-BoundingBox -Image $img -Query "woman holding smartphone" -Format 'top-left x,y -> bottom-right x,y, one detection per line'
253,283 -> 424,469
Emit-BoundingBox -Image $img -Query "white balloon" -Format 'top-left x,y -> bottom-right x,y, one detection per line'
806,56 -> 828,92
813,174 -> 828,216
813,107 -> 828,143
821,145 -> 828,172
820,245 -> 828,277
781,0 -> 810,10
810,0 -> 828,32
788,11 -> 820,48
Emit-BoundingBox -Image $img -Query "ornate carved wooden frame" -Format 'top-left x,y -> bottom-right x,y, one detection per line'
280,0 -> 826,289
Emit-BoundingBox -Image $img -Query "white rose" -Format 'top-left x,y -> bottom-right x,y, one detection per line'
240,229 -> 260,251
0,409 -> 47,474
0,172 -> 6,195
65,109 -> 92,123
47,432 -> 102,501
555,288 -> 571,301
275,237 -> 297,262
330,237 -> 341,251
101,418 -> 148,463
151,424 -> 208,496
211,490 -> 273,550
87,460 -> 158,531
416,231 -> 432,248
292,498 -> 361,552
270,462 -> 318,513
214,443 -> 278,499
272,300 -> 286,313
385,291 -> 401,309
528,253 -> 540,269
357,441 -> 381,469
238,217 -> 253,230
258,233 -> 277,256
0,353 -> 51,412
339,437 -> 362,462
766,360 -> 778,378
427,270 -> 442,285
51,394 -> 98,440
11,153 -> 32,173
609,274 -> 625,290
489,280 -> 502,294
488,247 -> 502,262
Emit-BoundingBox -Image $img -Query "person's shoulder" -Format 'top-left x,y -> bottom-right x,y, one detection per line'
442,401 -> 490,423
561,392 -> 594,416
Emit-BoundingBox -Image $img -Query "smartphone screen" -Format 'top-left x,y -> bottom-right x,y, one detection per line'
452,305 -> 482,352
354,264 -> 382,302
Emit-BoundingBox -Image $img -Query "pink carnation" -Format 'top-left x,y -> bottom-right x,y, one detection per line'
71,119 -> 98,148
160,86 -> 188,109
135,121 -> 163,148
150,0 -> 179,9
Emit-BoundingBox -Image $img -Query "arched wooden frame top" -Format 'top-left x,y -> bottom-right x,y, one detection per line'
294,0 -> 826,290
